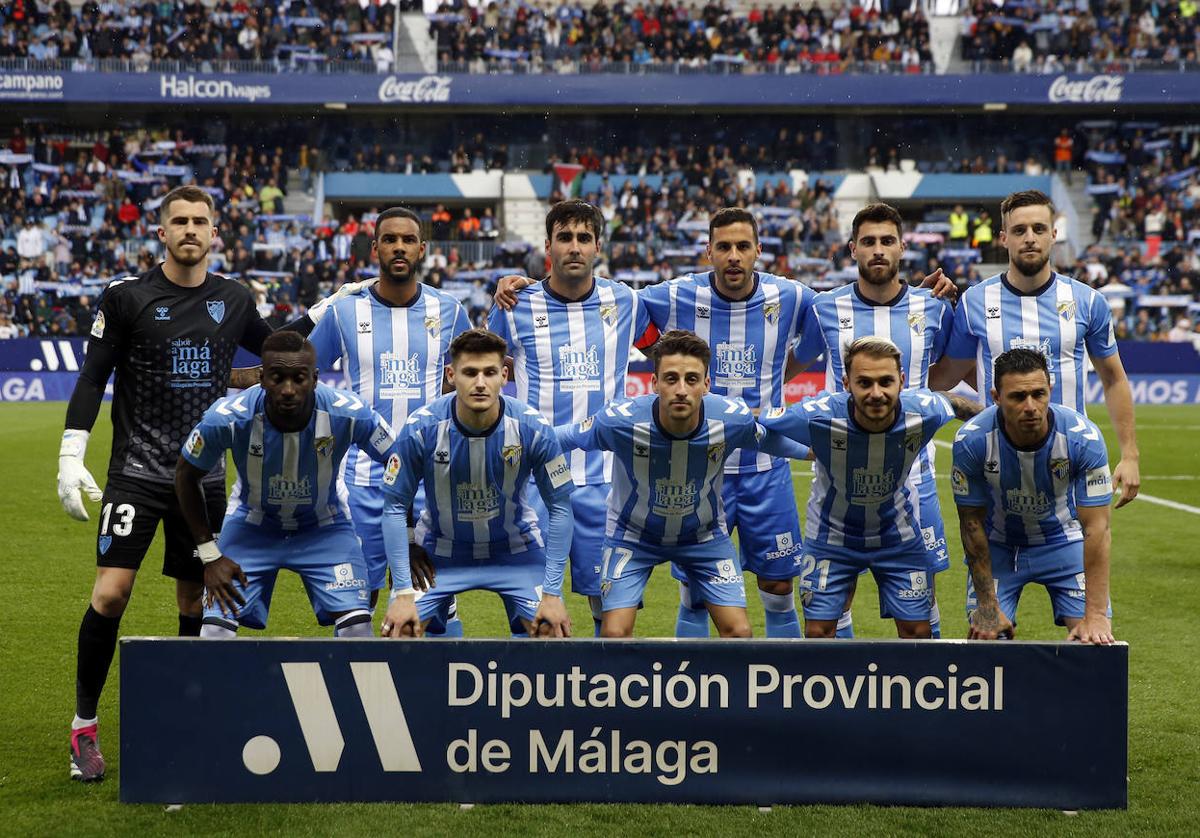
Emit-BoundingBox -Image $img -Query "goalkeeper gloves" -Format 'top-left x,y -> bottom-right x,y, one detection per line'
307,277 -> 379,323
57,429 -> 103,522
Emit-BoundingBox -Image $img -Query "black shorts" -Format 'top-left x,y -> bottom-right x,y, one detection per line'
96,475 -> 227,583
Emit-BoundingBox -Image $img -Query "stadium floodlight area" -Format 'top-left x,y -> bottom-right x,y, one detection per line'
119,637 -> 1127,808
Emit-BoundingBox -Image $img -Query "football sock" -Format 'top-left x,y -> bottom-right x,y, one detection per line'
439,617 -> 465,637
674,582 -> 710,637
588,595 -> 604,637
200,621 -> 237,638
76,606 -> 121,720
759,589 -> 802,638
72,715 -> 98,731
178,613 -> 203,637
835,609 -> 855,638
929,601 -> 942,639
334,610 -> 373,638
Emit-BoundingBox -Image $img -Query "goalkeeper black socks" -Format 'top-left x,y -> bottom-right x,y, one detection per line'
76,605 -> 121,720
178,613 -> 203,637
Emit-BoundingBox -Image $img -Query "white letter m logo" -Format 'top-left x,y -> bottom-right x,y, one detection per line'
281,662 -> 422,773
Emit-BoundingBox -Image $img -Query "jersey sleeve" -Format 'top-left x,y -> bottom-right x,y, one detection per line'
930,298 -> 955,363
308,303 -> 344,371
529,423 -> 575,505
1084,291 -> 1119,360
450,300 -> 471,340
631,290 -> 654,348
381,423 -> 424,506
556,406 -> 614,452
180,400 -> 234,474
1073,420 -> 1113,507
352,403 -> 396,466
638,280 -> 670,330
791,282 -> 817,341
759,402 -> 813,447
950,428 -> 989,506
923,389 -> 958,437
944,294 -> 978,360
89,280 -> 131,350
792,303 -> 825,365
486,303 -> 516,353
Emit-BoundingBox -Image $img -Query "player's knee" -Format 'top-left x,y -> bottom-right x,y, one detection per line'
91,569 -> 135,616
757,577 -> 793,596
599,620 -> 632,639
896,620 -> 932,639
716,620 -> 752,638
805,620 -> 836,639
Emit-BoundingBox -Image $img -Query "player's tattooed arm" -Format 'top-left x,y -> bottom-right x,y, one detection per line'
940,392 -> 983,422
229,366 -> 262,389
959,505 -> 1013,640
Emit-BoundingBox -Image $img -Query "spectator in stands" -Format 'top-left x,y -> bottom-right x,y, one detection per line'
0,313 -> 17,339
948,204 -> 970,245
457,207 -> 481,240
16,218 -> 44,264
431,204 -> 452,240
971,209 -> 993,251
1054,129 -> 1074,185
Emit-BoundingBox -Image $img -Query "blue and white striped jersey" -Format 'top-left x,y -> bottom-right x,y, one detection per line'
792,283 -> 955,494
487,277 -> 650,487
951,403 -> 1112,547
638,271 -> 816,474
182,384 -> 394,531
945,272 -> 1118,413
761,389 -> 956,550
557,394 -> 797,550
382,394 -> 574,561
308,283 -> 470,487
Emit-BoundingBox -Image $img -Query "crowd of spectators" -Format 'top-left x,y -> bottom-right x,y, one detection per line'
431,1 -> 934,73
0,0 -> 413,70
962,0 -> 1200,72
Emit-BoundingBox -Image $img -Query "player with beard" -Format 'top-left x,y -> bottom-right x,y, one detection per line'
56,185 -> 358,782
930,190 -> 1140,512
763,338 -> 981,639
790,204 -> 956,638
307,207 -> 470,632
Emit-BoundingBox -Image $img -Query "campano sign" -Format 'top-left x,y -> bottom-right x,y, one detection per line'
378,75 -> 453,104
1047,75 -> 1124,104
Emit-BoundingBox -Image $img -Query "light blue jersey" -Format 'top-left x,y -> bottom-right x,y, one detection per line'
308,283 -> 470,487
945,272 -> 1118,413
557,394 -> 807,550
761,389 -> 956,550
182,383 -> 394,531
383,393 -> 575,562
639,271 -> 816,473
487,277 -> 650,486
951,403 -> 1113,547
793,283 -> 954,484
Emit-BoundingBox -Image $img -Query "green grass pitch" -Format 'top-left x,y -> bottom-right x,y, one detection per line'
0,402 -> 1197,836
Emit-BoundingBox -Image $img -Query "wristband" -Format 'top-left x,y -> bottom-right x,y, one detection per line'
389,587 -> 417,604
196,540 -> 222,564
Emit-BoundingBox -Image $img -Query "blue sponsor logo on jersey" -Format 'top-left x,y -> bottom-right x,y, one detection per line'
206,299 -> 225,324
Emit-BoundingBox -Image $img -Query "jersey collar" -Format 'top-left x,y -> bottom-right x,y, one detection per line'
541,276 -> 596,304
369,281 -> 423,308
1000,270 -> 1057,298
708,271 -> 760,304
853,281 -> 908,308
652,397 -> 707,440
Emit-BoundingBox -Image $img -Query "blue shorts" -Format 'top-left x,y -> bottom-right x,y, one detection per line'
414,553 -> 544,635
916,487 -> 950,574
211,517 -> 370,630
602,538 -> 746,612
671,462 -> 803,588
527,481 -> 609,596
799,539 -> 933,623
965,540 -> 1110,627
345,482 -> 429,591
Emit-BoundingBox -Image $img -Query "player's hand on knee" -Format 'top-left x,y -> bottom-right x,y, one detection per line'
381,593 -> 422,638
968,601 -> 1014,640
492,275 -> 535,311
409,544 -> 436,592
57,430 -> 103,521
1067,614 -> 1114,645
203,557 -> 247,617
531,594 -> 572,638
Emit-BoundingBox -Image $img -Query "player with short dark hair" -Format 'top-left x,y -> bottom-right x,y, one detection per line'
308,205 -> 471,633
790,202 -> 957,638
952,348 -> 1115,644
763,337 -> 981,639
932,189 -> 1140,509
556,329 -> 810,638
379,328 -> 575,639
55,185 -> 357,782
174,332 -> 395,639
